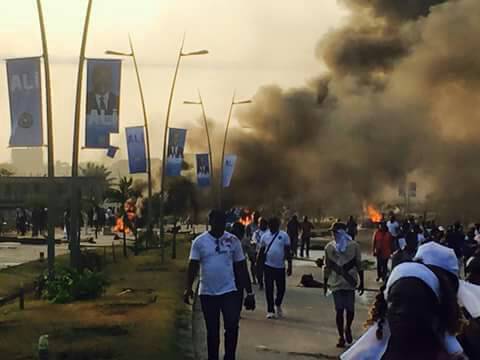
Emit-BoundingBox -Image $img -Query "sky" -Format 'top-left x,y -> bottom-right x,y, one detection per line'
0,0 -> 348,166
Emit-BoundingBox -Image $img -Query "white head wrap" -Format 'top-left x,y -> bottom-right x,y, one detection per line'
414,242 -> 459,277
386,262 -> 441,300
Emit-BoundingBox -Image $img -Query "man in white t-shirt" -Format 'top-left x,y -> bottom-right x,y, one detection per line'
387,213 -> 400,249
184,210 -> 255,360
259,217 -> 292,319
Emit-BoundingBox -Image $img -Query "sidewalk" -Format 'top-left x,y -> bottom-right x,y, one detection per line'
194,257 -> 377,360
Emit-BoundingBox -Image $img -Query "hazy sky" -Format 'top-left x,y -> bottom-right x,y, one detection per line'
0,0 -> 348,166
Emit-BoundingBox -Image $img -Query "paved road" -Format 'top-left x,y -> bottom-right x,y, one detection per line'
194,252 -> 379,360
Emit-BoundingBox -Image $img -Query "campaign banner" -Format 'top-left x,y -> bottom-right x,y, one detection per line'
106,145 -> 119,159
6,57 -> 43,147
85,59 -> 121,148
196,153 -> 211,187
126,126 -> 147,174
222,155 -> 237,188
166,128 -> 187,176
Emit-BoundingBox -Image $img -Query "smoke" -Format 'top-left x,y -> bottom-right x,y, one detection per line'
221,0 -> 480,220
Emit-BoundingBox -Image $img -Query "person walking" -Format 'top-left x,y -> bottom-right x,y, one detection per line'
252,218 -> 269,289
372,222 -> 393,282
324,222 -> 364,348
259,217 -> 292,319
184,210 -> 255,360
300,216 -> 314,258
346,216 -> 358,240
387,213 -> 400,250
287,215 -> 301,257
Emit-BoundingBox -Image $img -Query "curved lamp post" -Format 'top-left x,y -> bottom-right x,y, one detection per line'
106,35 -> 154,246
159,36 -> 208,263
219,92 -> 252,209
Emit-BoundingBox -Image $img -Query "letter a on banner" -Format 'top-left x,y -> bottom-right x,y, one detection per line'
85,59 -> 122,148
6,57 -> 43,147
126,126 -> 147,174
166,128 -> 187,176
222,155 -> 237,188
196,153 -> 211,187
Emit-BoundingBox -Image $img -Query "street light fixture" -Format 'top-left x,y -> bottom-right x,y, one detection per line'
184,91 -> 215,206
159,35 -> 208,262
219,92 -> 252,208
105,35 -> 154,247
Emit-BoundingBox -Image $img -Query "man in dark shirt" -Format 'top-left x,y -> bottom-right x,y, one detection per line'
446,221 -> 465,260
287,215 -> 301,257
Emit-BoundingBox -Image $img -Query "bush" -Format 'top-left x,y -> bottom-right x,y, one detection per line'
42,267 -> 108,304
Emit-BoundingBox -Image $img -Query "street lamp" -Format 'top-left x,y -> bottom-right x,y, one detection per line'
106,35 -> 154,247
159,35 -> 208,263
219,92 -> 252,209
183,90 -> 215,193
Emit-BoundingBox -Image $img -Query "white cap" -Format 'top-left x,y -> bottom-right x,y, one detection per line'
414,242 -> 459,277
386,262 -> 441,300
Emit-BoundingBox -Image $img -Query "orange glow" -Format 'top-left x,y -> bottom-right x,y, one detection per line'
113,217 -> 131,234
239,209 -> 254,227
365,204 -> 383,223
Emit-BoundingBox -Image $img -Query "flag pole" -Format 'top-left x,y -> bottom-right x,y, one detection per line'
36,0 -> 55,276
70,0 -> 93,270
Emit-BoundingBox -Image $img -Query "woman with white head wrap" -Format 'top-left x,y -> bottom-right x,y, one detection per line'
341,262 -> 466,360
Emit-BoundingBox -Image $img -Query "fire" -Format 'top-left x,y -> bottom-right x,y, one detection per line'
239,213 -> 254,226
365,204 -> 383,223
113,217 -> 131,234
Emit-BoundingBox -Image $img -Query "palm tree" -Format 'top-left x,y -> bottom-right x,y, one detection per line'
80,162 -> 114,205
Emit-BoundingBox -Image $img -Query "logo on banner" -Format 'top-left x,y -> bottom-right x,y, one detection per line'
222,155 -> 237,188
85,59 -> 122,148
126,126 -> 147,174
196,154 -> 211,187
6,57 -> 43,147
166,128 -> 187,176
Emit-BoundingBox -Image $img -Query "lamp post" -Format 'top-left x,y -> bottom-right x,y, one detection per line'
70,0 -> 93,270
159,36 -> 208,263
106,35 -> 154,247
184,90 -> 215,193
219,92 -> 252,209
36,0 -> 56,276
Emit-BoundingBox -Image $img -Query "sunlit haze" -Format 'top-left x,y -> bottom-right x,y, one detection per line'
0,0 -> 347,164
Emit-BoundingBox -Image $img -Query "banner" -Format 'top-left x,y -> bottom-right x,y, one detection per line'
222,155 -> 237,188
6,57 -> 43,147
85,59 -> 122,148
166,128 -> 187,176
126,126 -> 147,174
196,153 -> 211,187
106,146 -> 119,159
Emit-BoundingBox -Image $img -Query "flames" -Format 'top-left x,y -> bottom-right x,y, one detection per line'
239,209 -> 254,227
113,217 -> 131,234
365,204 -> 383,223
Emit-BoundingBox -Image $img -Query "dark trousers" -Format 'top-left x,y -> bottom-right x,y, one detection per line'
289,233 -> 298,257
376,256 -> 389,281
200,291 -> 241,360
264,265 -> 286,313
300,236 -> 311,257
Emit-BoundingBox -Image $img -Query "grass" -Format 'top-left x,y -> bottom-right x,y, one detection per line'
0,234 -> 194,360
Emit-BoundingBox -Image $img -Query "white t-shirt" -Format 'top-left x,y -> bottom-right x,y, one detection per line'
253,229 -> 267,252
189,231 -> 245,296
260,230 -> 291,269
387,220 -> 400,237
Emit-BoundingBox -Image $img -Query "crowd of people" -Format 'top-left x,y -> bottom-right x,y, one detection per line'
185,209 -> 480,360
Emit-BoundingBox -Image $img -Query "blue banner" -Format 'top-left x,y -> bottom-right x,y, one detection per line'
196,153 -> 211,187
222,155 -> 237,188
85,59 -> 122,148
6,57 -> 43,147
166,128 -> 187,176
106,146 -> 119,158
126,126 -> 147,174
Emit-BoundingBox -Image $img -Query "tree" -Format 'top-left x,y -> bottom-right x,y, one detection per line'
80,162 -> 114,204
0,165 -> 15,177
165,177 -> 198,259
